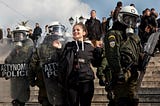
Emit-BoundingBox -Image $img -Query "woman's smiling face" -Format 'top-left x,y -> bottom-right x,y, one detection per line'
72,25 -> 86,41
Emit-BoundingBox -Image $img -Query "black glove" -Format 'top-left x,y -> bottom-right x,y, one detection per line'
5,76 -> 9,80
99,79 -> 106,86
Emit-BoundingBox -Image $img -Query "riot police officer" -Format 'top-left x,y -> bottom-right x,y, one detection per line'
5,25 -> 34,106
28,21 -> 66,106
97,6 -> 142,106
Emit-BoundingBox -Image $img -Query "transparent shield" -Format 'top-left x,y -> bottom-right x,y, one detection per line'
0,38 -> 13,64
42,64 -> 65,105
36,34 -> 46,47
144,32 -> 160,54
40,47 -> 65,105
0,38 -> 13,104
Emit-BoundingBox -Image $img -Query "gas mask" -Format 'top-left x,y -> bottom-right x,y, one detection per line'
117,6 -> 139,34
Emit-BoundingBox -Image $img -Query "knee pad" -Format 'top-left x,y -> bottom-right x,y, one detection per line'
130,99 -> 139,106
108,100 -> 115,106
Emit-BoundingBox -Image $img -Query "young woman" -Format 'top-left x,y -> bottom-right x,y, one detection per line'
58,22 -> 102,106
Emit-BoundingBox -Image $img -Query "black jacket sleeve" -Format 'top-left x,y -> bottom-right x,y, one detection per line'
92,47 -> 103,67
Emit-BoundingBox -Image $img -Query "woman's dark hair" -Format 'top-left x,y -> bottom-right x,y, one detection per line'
91,10 -> 96,13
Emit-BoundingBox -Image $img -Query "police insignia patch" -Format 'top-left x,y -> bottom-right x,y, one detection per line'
109,41 -> 115,47
108,35 -> 115,39
108,35 -> 116,48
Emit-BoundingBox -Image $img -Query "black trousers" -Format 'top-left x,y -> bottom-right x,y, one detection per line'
68,80 -> 94,106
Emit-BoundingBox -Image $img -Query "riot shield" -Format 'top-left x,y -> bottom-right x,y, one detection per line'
42,62 -> 65,105
0,38 -> 13,103
36,34 -> 46,48
0,38 -> 13,64
0,38 -> 34,103
137,32 -> 160,90
40,35 -> 65,105
144,32 -> 160,55
43,63 -> 64,106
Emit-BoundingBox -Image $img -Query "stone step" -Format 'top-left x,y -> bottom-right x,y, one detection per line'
94,87 -> 160,95
138,88 -> 160,94
144,68 -> 160,76
141,81 -> 160,88
93,93 -> 160,103
142,76 -> 160,81
95,80 -> 160,89
94,80 -> 160,90
138,103 -> 160,106
1,102 -> 160,106
94,87 -> 106,95
28,95 -> 38,102
92,94 -> 108,102
138,94 -> 160,103
0,102 -> 41,106
91,103 -> 107,106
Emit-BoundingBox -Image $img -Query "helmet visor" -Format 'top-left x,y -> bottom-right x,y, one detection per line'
13,32 -> 26,42
49,25 -> 65,36
122,14 -> 138,28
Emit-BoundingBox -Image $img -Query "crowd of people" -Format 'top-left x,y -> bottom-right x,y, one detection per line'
0,1 -> 160,106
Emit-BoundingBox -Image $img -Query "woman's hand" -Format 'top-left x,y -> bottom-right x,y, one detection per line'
52,40 -> 62,49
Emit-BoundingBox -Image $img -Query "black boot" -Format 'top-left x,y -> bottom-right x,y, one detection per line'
108,100 -> 115,106
19,102 -> 25,106
130,99 -> 139,106
42,98 -> 52,106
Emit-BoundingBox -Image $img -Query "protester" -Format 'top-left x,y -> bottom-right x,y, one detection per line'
33,23 -> 42,44
58,22 -> 102,106
112,1 -> 123,22
85,10 -> 102,46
